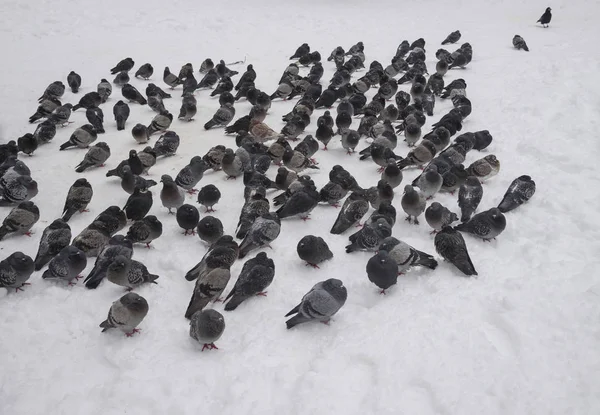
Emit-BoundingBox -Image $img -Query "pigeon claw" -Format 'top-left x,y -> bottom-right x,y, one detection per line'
256,291 -> 268,296
377,167 -> 385,173
305,262 -> 320,269
205,207 -> 216,213
125,328 -> 142,337
380,289 -> 387,295
226,176 -> 237,180
187,189 -> 198,195
300,216 -> 311,221
202,343 -> 219,351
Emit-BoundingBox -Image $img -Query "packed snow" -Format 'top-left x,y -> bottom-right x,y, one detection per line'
1,0 -> 599,414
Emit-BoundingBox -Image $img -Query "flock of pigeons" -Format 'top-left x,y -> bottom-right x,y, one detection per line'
0,9 -> 551,350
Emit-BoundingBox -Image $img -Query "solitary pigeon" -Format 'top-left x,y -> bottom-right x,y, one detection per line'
100,292 -> 149,336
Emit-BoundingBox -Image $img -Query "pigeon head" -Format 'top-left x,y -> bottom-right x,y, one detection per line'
160,174 -> 174,183
120,292 -> 148,312
8,252 -> 34,272
48,218 -> 69,230
485,155 -> 500,168
110,255 -> 129,271
145,215 -> 161,226
465,176 -> 481,187
18,201 -> 39,215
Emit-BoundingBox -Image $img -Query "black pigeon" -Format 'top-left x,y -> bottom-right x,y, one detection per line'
442,30 -> 461,45
177,204 -> 200,235
113,100 -> 130,131
110,58 -> 135,74
122,84 -> 147,105
498,175 -> 536,213
223,252 -> 275,311
72,92 -> 102,111
366,251 -> 399,294
197,216 -> 224,246
123,188 -> 153,221
537,7 -> 552,27
135,63 -> 154,79
29,97 -> 61,123
434,226 -> 477,276
86,107 -> 105,134
297,235 -> 333,268
513,35 -> 530,52
17,134 -> 37,156
197,184 -> 221,213
290,43 -> 310,59
62,178 -> 93,222
67,71 -> 82,93
33,218 -> 71,271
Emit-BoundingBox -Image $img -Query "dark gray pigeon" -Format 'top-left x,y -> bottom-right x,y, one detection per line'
537,7 -> 552,27
176,204 -> 200,235
33,120 -> 57,144
185,235 -> 239,282
175,157 -> 209,193
113,100 -> 130,131
236,188 -> 270,238
148,93 -> 166,114
185,267 -> 232,319
107,255 -> 159,289
285,278 -> 347,329
455,208 -> 506,241
290,43 -> 310,59
498,175 -> 536,213
160,174 -> 185,213
84,235 -> 133,289
126,215 -> 162,247
458,176 -> 483,222
72,92 -> 101,112
276,184 -> 319,221
120,165 -> 157,194
442,30 -> 461,45
297,235 -> 333,268
238,212 -> 281,259
135,63 -> 154,79
204,103 -> 235,130
153,131 -> 180,157
59,124 -> 97,150
330,190 -> 369,234
34,218 -> 71,271
0,175 -> 38,206
123,188 -> 153,221
163,67 -> 181,88
71,220 -> 111,258
131,123 -> 149,144
38,81 -> 65,102
366,250 -> 399,294
62,178 -> 93,222
0,252 -> 35,292
434,226 -> 477,276
197,68 -> 218,89
425,202 -> 458,234
401,185 -> 426,224
378,237 -> 438,275
110,58 -> 134,74
86,107 -> 105,134
97,79 -> 112,103
41,245 -> 87,285
113,71 -> 130,87
48,103 -> 73,126
189,309 -> 225,351
17,133 -> 38,155
147,111 -> 173,136
197,184 -> 221,212
100,292 -> 149,336
346,218 -> 392,253
224,252 -> 275,311
197,216 -> 224,245
0,201 -> 39,241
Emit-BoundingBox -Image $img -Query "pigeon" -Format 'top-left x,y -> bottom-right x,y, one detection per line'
178,63 -> 194,80
185,266 -> 232,318
123,188 -> 153,221
0,201 -> 39,241
41,245 -> 87,285
276,184 -> 320,221
189,309 -> 225,351
131,123 -> 150,144
363,200 -> 396,228
34,219 -> 71,271
197,216 -> 224,245
215,60 -> 238,78
330,190 -> 369,234
147,93 -> 166,114
346,218 -> 392,253
472,130 -> 493,151
38,81 -> 65,102
33,120 -> 57,144
397,139 -> 436,169
434,226 -> 477,276
147,111 -> 173,136
47,103 -> 73,126
92,206 -> 127,236
415,166 -> 443,198
84,235 -> 133,289
290,43 -> 310,59
366,250 -> 399,294
455,208 -> 506,241
282,148 -> 318,173
498,175 -> 536,213
197,68 -> 219,89
0,252 -> 35,292
401,185 -> 426,224
221,148 -> 245,179
152,131 -> 180,157
29,97 -> 61,123
224,252 -> 275,310
181,73 -> 198,95
235,64 -> 257,90
175,157 -> 209,193
121,84 -> 147,105
297,235 -> 333,268
137,147 -> 157,174
341,129 -> 360,154
146,83 -> 171,100
159,174 -> 185,214
110,58 -> 134,74
0,174 -> 38,206
441,164 -> 469,194
126,215 -> 163,247
442,30 -> 461,45
62,178 -> 93,222
210,76 -> 234,97
107,256 -> 159,289
236,187 -> 270,237
135,63 -> 154,79
249,119 -> 280,142
100,292 -> 149,336
403,123 -> 422,148
178,99 -> 197,122
204,103 -> 235,130
467,155 -> 500,182
425,202 -> 458,233
512,35 -> 529,51
458,176 -> 483,222
275,167 -> 298,191
59,124 -> 97,150
113,71 -> 130,87
319,179 -> 351,207
113,100 -> 130,131
197,184 -> 221,212
378,237 -> 439,274
537,7 -> 552,27
238,212 -> 281,259
176,204 -> 200,235
66,71 -> 82,93
86,107 -> 105,134
285,278 -> 347,329
163,67 -> 181,88
71,221 -> 109,258
72,92 -> 102,112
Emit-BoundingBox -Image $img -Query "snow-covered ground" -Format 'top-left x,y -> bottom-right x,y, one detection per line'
1,0 -> 599,413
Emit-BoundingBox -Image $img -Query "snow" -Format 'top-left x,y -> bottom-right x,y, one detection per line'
1,0 -> 600,414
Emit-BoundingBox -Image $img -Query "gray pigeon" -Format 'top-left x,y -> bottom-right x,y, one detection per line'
91,206 -> 127,236
297,235 -> 333,268
397,140 -> 436,169
34,218 -> 71,271
285,278 -> 347,329
160,174 -> 185,213
41,245 -> 87,285
126,215 -> 163,247
341,129 -> 360,154
84,235 -> 133,289
330,190 -> 370,234
415,166 -> 443,199
458,176 -> 483,222
97,79 -> 112,103
366,250 -> 399,294
346,218 -> 392,253
0,252 -> 35,292
498,175 -> 536,213
455,208 -> 506,241
0,201 -> 39,240
75,142 -> 110,173
363,200 -> 396,228
189,309 -> 225,351
59,124 -> 97,150
138,147 -> 157,174
236,188 -> 270,238
178,100 -> 197,122
135,63 -> 154,80
86,107 -> 105,134
425,202 -> 458,233
512,35 -> 529,51
378,237 -> 438,274
163,66 -> 181,88
276,185 -> 320,221
434,226 -> 477,276
123,188 -> 153,221
401,185 -> 426,224
224,252 -> 275,311
62,178 -> 93,222
148,93 -> 166,114
147,111 -> 173,136
100,292 -> 149,336
381,160 -> 403,189
204,103 -> 235,130
48,103 -> 73,126
175,157 -> 209,192
442,30 -> 461,45
110,57 -> 135,74
467,155 -> 501,182
283,148 -> 319,173
38,81 -> 65,102
113,100 -> 130,131
0,175 -> 38,206
196,216 -> 224,246
71,220 -> 111,258
221,148 -> 245,179
185,235 -> 239,281
33,120 -> 57,144
120,165 -> 157,195
185,267 -> 232,319
107,255 -> 159,289
153,131 -> 180,157
132,124 -> 149,144
238,212 -> 281,259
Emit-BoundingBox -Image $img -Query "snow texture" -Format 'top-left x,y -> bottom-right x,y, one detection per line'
1,0 -> 600,414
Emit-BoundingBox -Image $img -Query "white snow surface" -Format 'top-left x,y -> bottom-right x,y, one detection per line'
1,0 -> 600,414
